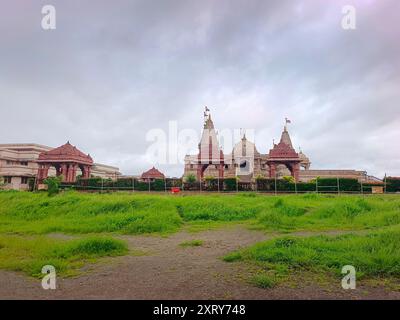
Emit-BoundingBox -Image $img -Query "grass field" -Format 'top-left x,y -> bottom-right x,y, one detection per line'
0,190 -> 399,285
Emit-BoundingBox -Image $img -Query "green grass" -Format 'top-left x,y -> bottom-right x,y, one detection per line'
179,239 -> 204,247
1,190 -> 400,280
1,191 -> 399,235
0,235 -> 128,277
224,226 -> 400,286
250,274 -> 277,288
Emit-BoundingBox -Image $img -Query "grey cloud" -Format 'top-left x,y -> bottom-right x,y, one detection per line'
0,0 -> 399,177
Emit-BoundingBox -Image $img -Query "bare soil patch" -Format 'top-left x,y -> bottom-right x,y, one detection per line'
0,227 -> 399,300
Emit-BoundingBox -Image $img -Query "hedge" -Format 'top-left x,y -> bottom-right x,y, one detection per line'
386,177 -> 400,193
59,177 -> 385,193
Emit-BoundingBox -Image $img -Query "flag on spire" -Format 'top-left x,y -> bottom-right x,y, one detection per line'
285,117 -> 291,124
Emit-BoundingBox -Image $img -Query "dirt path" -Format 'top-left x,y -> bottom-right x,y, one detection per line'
0,227 -> 399,300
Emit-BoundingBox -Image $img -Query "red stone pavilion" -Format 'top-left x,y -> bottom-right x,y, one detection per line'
267,126 -> 301,181
37,141 -> 93,183
141,167 -> 165,182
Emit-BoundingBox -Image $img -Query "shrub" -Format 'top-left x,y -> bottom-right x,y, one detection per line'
185,174 -> 197,183
224,178 -> 238,191
44,176 -> 63,196
386,177 -> 400,193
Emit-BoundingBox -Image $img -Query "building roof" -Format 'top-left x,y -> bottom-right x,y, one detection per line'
280,126 -> 293,147
269,127 -> 299,159
198,110 -> 222,162
204,114 -> 215,129
0,143 -> 52,153
37,141 -> 93,165
141,167 -> 165,179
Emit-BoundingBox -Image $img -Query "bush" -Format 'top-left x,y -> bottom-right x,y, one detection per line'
44,176 -> 62,196
386,177 -> 400,193
152,179 -> 166,191
185,174 -> 196,183
224,178 -> 238,191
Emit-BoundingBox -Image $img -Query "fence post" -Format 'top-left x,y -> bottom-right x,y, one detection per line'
101,178 -> 104,194
199,179 -> 202,193
165,178 -> 167,193
294,178 -> 297,195
274,173 -> 277,195
148,180 -> 151,192
132,178 -> 135,193
360,179 -> 363,195
236,177 -> 238,193
316,178 -> 318,194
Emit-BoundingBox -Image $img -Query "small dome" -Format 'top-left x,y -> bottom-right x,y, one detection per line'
299,151 -> 309,161
232,136 -> 259,157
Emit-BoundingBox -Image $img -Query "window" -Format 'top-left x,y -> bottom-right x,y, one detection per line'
3,176 -> 12,184
190,164 -> 194,169
239,160 -> 250,173
21,177 -> 28,184
6,160 -> 12,165
224,164 -> 229,169
20,162 -> 28,166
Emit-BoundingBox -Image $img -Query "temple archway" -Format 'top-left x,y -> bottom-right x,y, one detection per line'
267,126 -> 301,182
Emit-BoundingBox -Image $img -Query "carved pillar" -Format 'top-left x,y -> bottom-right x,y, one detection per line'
71,164 -> 78,183
196,163 -> 203,181
82,165 -> 91,179
37,165 -> 44,183
65,165 -> 70,183
269,163 -> 276,178
292,163 -> 300,182
43,164 -> 50,181
60,164 -> 68,182
66,164 -> 74,183
37,164 -> 50,184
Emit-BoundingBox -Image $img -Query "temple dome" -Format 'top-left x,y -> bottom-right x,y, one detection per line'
141,167 -> 165,179
232,135 -> 260,157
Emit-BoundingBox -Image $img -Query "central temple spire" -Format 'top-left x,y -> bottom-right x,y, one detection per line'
203,106 -> 214,129
281,118 -> 293,147
280,126 -> 293,147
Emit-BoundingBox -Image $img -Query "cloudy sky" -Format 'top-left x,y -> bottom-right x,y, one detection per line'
1,0 -> 399,177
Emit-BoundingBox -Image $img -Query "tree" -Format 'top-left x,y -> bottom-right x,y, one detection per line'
185,174 -> 196,183
44,176 -> 63,196
282,176 -> 295,183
